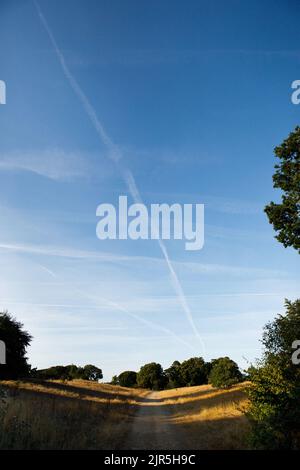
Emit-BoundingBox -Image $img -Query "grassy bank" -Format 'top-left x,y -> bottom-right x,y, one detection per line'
0,379 -> 147,450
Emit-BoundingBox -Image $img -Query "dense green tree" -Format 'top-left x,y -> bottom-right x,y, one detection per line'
208,357 -> 242,389
137,362 -> 167,390
247,299 -> 300,449
165,360 -> 184,388
34,364 -> 102,381
265,126 -> 300,252
34,365 -> 75,380
118,371 -> 137,388
179,357 -> 209,386
0,311 -> 32,379
80,364 -> 103,381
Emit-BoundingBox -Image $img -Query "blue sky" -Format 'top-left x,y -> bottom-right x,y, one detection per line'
0,0 -> 299,381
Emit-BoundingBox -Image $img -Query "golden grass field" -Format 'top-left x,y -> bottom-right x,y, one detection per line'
0,380 -> 249,450
154,383 -> 250,449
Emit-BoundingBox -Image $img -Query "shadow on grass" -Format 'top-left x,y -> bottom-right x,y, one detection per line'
0,380 -> 249,450
170,414 -> 250,450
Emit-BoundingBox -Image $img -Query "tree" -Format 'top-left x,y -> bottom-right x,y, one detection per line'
34,365 -> 76,380
265,126 -> 300,252
80,364 -> 103,381
208,357 -> 242,389
34,364 -> 103,381
111,375 -> 119,385
137,362 -> 167,390
165,360 -> 184,388
247,300 -> 300,449
179,357 -> 210,387
118,371 -> 137,388
0,311 -> 32,379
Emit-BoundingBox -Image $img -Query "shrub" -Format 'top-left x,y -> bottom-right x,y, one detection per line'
247,299 -> 300,449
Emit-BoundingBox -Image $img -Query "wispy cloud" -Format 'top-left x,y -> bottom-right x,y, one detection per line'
66,48 -> 300,69
204,196 -> 262,215
0,149 -> 90,181
0,241 -> 286,278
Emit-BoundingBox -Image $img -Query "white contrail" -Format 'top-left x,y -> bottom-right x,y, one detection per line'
34,1 -> 204,352
81,293 -> 197,353
37,263 -> 56,278
36,264 -> 196,353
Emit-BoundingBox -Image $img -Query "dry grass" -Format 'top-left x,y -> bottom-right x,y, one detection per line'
159,383 -> 250,449
0,380 -> 250,450
0,379 -> 147,450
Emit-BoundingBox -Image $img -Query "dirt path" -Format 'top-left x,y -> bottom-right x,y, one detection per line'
123,391 -> 185,450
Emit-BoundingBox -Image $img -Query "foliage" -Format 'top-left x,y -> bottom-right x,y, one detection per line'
247,299 -> 300,449
118,371 -> 137,388
79,364 -> 103,381
137,362 -> 167,390
118,356 -> 239,390
111,375 -> 119,385
0,311 -> 32,379
208,357 -> 242,389
33,364 -> 103,381
265,126 -> 300,252
179,357 -> 211,387
165,360 -> 184,388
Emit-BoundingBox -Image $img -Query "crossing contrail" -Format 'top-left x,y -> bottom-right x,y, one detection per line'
34,0 -> 205,352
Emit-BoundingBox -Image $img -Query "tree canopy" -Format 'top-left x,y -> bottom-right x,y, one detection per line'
0,311 -> 32,379
115,356 -> 241,391
179,357 -> 210,387
265,126 -> 300,252
165,360 -> 184,388
34,364 -> 103,381
118,371 -> 137,388
208,357 -> 242,388
137,362 -> 167,390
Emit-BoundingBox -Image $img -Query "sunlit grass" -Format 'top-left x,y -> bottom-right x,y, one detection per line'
161,383 -> 250,449
0,379 -> 147,450
0,380 -> 249,450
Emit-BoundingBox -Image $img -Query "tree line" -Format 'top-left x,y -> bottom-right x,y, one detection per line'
0,311 -> 242,389
31,364 -> 103,382
111,356 -> 243,390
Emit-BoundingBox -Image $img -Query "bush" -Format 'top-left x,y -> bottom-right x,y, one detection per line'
110,375 -> 119,385
247,299 -> 300,449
